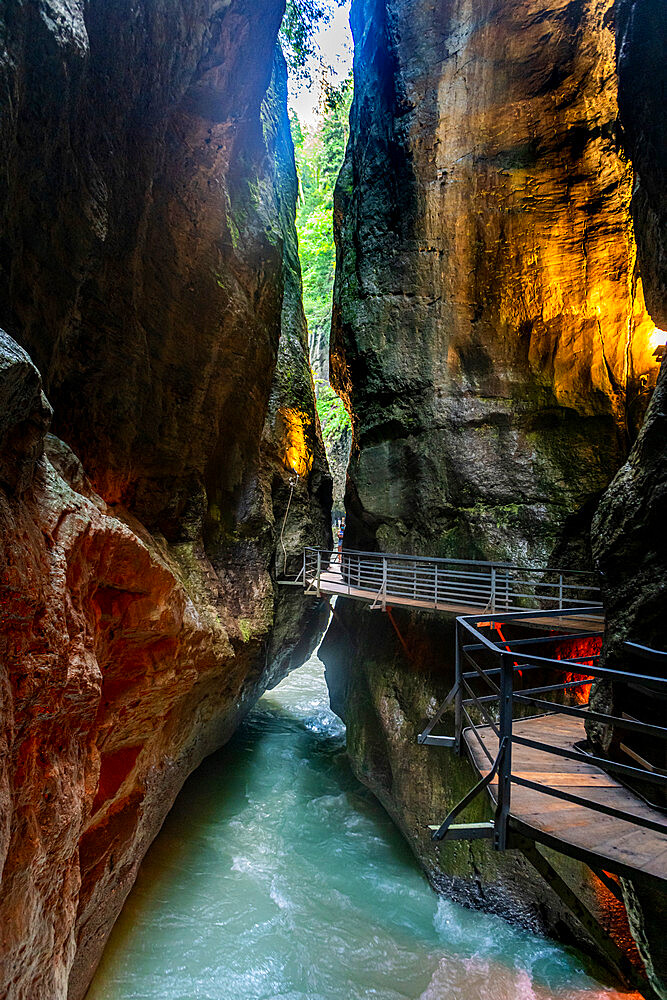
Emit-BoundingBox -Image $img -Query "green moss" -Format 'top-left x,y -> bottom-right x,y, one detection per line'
314,377 -> 351,444
238,618 -> 252,643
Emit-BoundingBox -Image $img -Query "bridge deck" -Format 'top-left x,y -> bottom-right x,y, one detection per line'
310,562 -> 489,614
464,715 -> 667,882
309,561 -> 603,630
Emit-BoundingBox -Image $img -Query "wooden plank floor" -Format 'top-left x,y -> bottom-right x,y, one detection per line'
464,715 -> 667,882
306,565 -> 604,630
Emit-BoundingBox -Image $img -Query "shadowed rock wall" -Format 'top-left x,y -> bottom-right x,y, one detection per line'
0,3 -> 332,997
591,3 -> 667,995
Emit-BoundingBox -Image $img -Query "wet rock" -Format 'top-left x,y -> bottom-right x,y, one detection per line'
591,8 -> 667,986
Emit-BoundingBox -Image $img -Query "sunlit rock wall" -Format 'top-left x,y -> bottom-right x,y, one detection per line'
332,0 -> 657,565
0,3 -> 331,997
324,0 -> 661,987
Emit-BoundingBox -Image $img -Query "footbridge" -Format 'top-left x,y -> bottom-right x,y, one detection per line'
295,546 -> 667,986
299,546 -> 604,621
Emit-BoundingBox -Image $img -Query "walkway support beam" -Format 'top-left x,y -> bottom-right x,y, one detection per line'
495,653 -> 513,851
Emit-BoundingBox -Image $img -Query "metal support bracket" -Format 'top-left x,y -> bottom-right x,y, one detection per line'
430,740 -> 506,842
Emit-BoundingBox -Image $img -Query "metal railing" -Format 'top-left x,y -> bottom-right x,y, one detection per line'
302,547 -> 602,614
424,609 -> 667,855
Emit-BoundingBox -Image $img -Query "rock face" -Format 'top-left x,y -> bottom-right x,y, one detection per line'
332,0 -> 657,565
0,3 -> 331,997
325,415 -> 352,519
323,0 -> 663,988
616,0 -> 667,328
589,4 -> 667,995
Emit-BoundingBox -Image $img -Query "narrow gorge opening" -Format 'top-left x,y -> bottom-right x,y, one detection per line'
288,0 -> 353,524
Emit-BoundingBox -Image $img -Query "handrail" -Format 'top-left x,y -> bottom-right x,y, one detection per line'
302,549 -> 603,616
421,610 -> 667,858
431,741 -> 507,841
456,607 -> 605,656
625,640 -> 667,660
510,776 -> 667,836
303,545 -> 598,575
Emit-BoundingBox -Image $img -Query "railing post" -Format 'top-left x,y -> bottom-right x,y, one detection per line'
454,619 -> 463,755
490,566 -> 496,614
303,548 -> 306,588
316,550 -> 321,597
382,556 -> 388,610
558,573 -> 564,609
494,651 -> 513,851
434,564 -> 438,609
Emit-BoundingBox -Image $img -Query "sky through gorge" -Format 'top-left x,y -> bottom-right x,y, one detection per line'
287,1 -> 353,127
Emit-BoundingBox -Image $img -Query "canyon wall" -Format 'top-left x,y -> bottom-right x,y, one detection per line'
323,0 -> 663,988
332,0 -> 657,567
592,2 -> 667,993
0,3 -> 331,998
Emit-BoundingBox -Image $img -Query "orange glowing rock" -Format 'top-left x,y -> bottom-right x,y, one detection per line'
275,406 -> 314,478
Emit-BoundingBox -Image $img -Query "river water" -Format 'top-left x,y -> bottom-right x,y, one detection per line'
87,644 -> 632,1000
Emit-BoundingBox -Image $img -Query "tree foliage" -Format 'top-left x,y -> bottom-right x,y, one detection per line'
281,0 -> 347,81
291,73 -> 353,449
292,73 -> 352,348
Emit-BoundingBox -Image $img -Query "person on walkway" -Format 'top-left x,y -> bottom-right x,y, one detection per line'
337,518 -> 345,558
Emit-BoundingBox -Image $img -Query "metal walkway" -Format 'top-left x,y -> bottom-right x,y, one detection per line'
300,547 -> 603,620
296,549 -> 666,878
422,608 -> 667,886
296,546 -> 666,991
462,713 -> 667,882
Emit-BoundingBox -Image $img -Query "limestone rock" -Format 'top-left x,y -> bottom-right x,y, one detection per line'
0,331 -> 52,493
0,0 -> 289,535
332,0 -> 656,564
0,1 -> 332,994
324,0 -> 663,988
591,8 -> 667,990
616,0 -> 667,327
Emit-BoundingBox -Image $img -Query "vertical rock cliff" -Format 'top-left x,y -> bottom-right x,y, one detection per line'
332,0 -> 657,566
0,2 -> 331,997
591,3 -> 667,994
323,0 -> 663,987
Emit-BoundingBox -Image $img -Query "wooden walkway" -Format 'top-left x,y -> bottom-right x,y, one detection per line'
304,549 -> 667,889
464,715 -> 667,883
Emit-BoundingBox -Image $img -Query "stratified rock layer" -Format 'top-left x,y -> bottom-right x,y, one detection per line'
0,2 -> 331,996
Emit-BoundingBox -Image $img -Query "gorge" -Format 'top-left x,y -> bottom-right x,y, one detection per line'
0,1 -> 665,999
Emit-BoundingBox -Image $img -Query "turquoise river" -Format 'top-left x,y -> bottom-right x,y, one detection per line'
87,641 -> 634,1000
